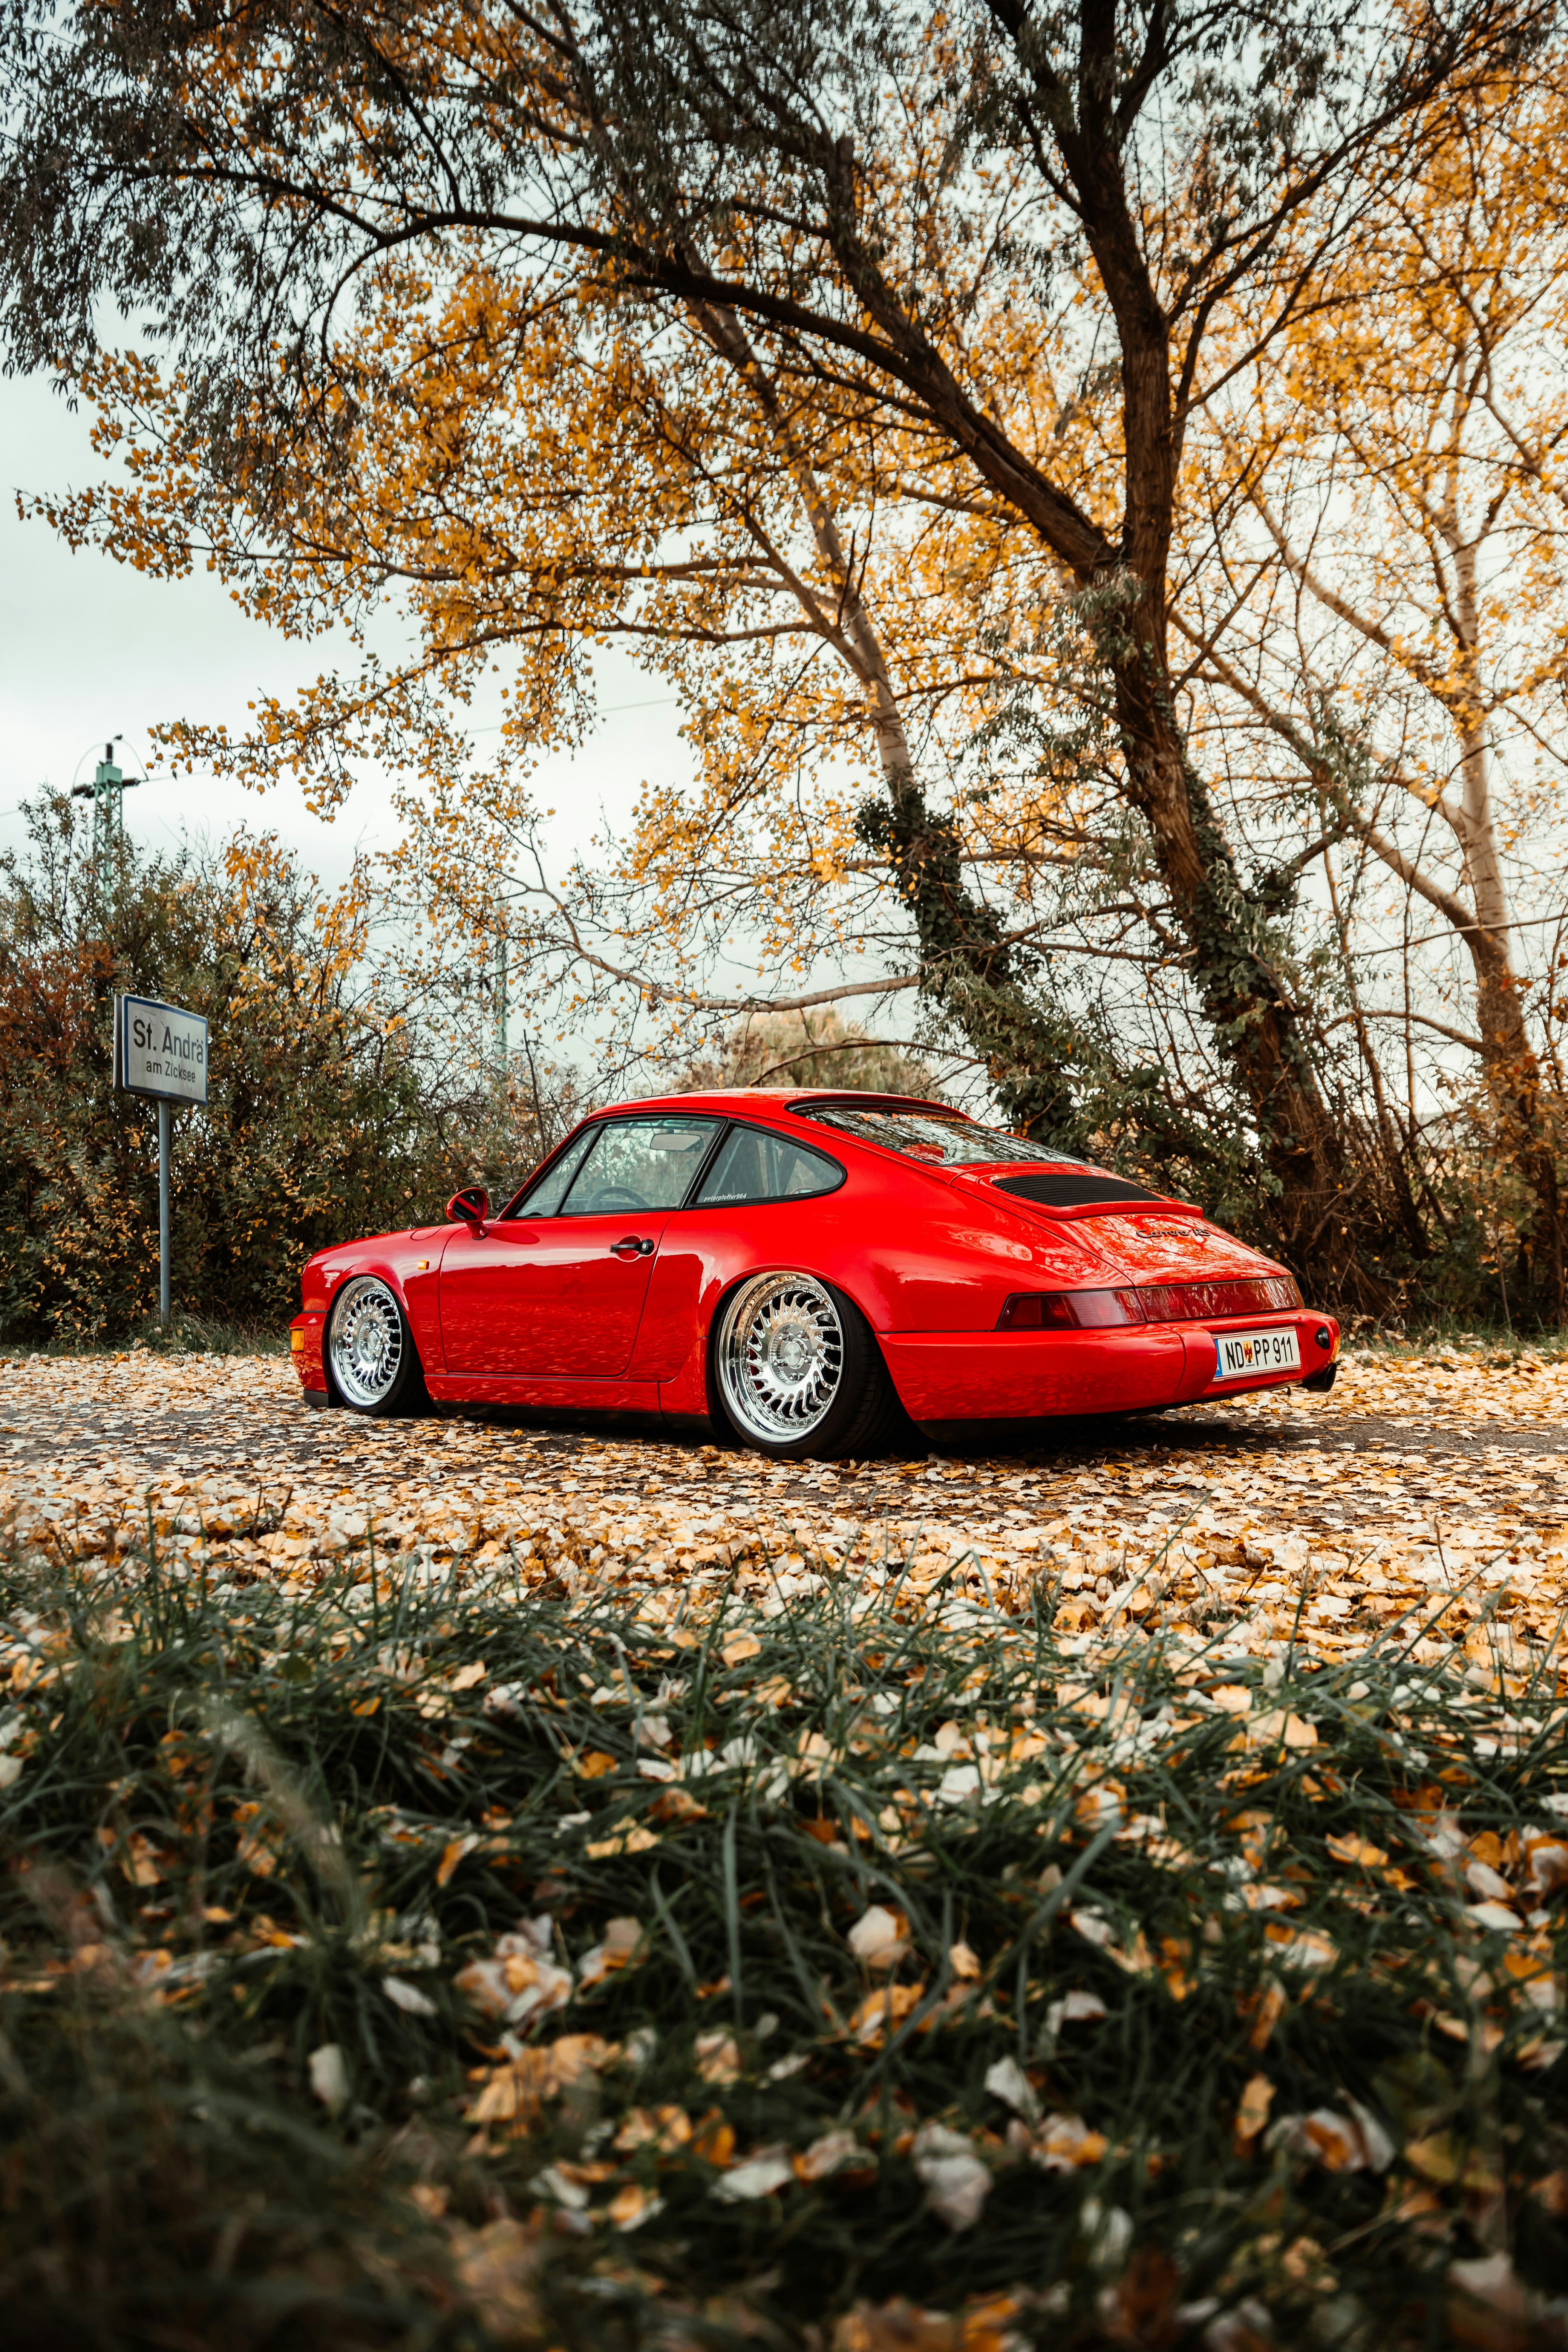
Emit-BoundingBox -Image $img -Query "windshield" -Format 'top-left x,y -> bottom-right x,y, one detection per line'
795,1102 -> 1091,1169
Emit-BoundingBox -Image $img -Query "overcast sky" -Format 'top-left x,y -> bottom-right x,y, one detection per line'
0,371 -> 685,891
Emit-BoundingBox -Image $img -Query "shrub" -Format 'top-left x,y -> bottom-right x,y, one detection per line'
0,798 -> 500,1341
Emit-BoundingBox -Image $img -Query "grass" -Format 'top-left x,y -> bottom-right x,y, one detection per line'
1305,1325 -> 1560,1369
1335,1318 -> 1568,1361
2,1525 -> 1567,2349
0,1312 -> 291,1360
8,1315 -> 1568,1375
9,1306 -> 1568,1366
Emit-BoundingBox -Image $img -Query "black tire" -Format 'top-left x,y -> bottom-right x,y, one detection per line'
709,1271 -> 902,1462
325,1275 -> 429,1416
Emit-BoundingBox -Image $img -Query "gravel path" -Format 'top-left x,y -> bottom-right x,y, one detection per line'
3,1348 -> 1565,1668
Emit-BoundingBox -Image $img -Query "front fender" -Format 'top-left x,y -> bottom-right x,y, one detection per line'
298,1227 -> 456,1386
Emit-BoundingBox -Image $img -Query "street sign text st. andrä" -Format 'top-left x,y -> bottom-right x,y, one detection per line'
113,994 -> 209,1107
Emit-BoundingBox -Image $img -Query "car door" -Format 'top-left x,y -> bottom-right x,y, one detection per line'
628,1121 -> 848,1380
440,1114 -> 723,1376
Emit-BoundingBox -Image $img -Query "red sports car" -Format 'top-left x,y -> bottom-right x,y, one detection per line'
288,1092 -> 1340,1459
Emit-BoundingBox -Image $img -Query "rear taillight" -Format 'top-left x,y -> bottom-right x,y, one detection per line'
1136,1274 -> 1302,1320
996,1288 -> 1146,1331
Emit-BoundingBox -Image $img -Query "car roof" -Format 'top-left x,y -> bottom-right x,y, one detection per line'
492,1092 -> 983,1220
589,1088 -> 965,1120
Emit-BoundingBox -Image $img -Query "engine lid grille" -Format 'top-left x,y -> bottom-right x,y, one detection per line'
994,1171 -> 1167,1208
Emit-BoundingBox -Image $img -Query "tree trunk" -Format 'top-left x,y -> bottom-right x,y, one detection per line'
1468,916 -> 1563,1317
1003,18 -> 1365,1290
1449,511 -> 1563,1315
1096,584 -> 1358,1282
687,292 -> 1085,1138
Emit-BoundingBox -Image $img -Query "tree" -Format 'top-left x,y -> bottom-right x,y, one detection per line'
0,0 -> 1547,1297
674,1009 -> 943,1097
1176,72 -> 1568,1310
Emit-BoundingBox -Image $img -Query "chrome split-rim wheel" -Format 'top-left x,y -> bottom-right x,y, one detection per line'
717,1273 -> 845,1444
329,1276 -> 404,1409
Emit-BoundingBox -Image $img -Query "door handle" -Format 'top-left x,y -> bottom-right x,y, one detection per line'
612,1235 -> 656,1258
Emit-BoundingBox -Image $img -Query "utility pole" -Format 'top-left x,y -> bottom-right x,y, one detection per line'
495,925 -> 508,1074
71,737 -> 138,881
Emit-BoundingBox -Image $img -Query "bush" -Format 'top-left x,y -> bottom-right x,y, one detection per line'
0,797 -> 510,1343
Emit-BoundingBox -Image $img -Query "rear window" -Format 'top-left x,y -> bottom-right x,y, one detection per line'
795,1102 -> 1091,1170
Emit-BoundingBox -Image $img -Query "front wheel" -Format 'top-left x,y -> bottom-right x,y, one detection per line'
326,1276 -> 428,1415
711,1271 -> 900,1461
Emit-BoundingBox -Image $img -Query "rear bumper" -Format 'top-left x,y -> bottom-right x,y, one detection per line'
882,1310 -> 1338,1422
1190,1309 -> 1339,1402
882,1326 -> 1208,1421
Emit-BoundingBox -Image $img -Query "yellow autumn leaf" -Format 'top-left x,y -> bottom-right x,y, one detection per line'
435,1834 -> 478,1887
585,1825 -> 659,1859
1234,2073 -> 1276,2153
1326,1831 -> 1388,1868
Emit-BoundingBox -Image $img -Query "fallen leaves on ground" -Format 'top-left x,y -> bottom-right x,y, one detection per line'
5,1348 -> 1568,1704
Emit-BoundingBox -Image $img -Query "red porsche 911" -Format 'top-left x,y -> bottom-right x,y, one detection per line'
288,1092 -> 1340,1460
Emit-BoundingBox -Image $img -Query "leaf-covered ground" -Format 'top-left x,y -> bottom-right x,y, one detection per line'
1,1346 -> 1566,2348
4,1341 -> 1568,1664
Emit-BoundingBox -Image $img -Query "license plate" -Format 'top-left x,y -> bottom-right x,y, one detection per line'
1213,1326 -> 1300,1383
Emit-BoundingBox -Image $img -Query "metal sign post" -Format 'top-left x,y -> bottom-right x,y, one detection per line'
159,1100 -> 171,1325
112,994 -> 210,1327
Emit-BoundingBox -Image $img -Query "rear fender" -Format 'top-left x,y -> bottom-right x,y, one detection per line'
882,1327 -> 1203,1421
658,1262 -> 891,1424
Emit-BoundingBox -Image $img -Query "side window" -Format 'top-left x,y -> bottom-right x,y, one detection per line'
560,1116 -> 723,1215
696,1125 -> 844,1206
507,1125 -> 601,1218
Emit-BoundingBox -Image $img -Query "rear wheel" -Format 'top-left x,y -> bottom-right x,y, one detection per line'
327,1276 -> 428,1415
711,1272 -> 900,1461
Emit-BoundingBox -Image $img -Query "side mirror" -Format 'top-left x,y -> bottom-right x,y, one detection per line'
447,1186 -> 490,1232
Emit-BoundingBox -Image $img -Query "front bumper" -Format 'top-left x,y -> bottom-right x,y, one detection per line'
289,1311 -> 327,1393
